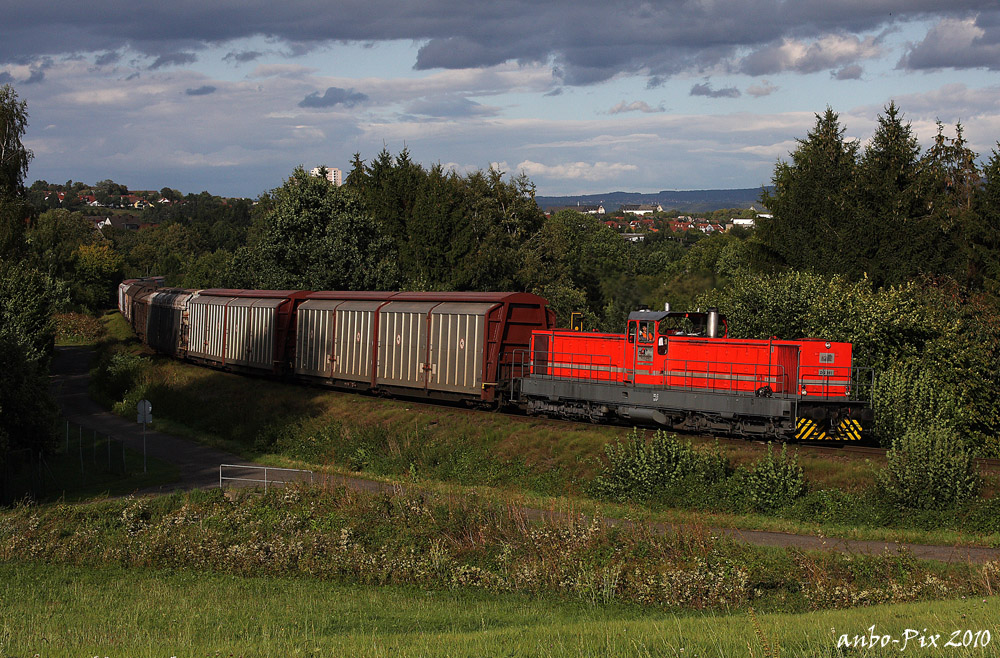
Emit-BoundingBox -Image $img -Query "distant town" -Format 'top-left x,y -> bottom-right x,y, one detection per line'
542,201 -> 767,241
26,166 -> 766,241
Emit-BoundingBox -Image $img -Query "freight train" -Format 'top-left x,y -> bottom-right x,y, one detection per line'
118,279 -> 874,442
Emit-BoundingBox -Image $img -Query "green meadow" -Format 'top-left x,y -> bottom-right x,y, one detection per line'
2,561 -> 998,657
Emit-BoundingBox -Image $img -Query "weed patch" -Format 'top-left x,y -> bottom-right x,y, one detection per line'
0,487 -> 991,614
54,312 -> 104,344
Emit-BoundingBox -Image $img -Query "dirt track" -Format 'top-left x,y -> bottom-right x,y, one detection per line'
50,345 -> 1000,564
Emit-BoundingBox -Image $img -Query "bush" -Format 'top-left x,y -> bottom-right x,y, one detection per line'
591,429 -> 729,501
872,361 -> 964,448
92,350 -> 148,403
877,425 -> 981,510
737,443 -> 806,512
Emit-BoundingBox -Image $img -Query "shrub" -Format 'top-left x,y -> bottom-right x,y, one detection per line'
877,425 -> 980,510
91,350 -> 148,403
872,361 -> 965,448
591,429 -> 728,501
738,443 -> 806,512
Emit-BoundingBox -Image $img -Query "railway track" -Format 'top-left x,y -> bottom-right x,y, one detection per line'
394,393 -> 1000,471
380,390 -> 1000,473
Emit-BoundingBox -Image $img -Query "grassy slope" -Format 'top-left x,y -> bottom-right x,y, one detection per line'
2,561 -> 997,657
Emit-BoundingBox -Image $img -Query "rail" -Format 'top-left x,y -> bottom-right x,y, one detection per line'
219,464 -> 314,492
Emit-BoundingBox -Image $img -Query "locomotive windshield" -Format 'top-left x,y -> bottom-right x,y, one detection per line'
654,311 -> 728,337
658,316 -> 698,336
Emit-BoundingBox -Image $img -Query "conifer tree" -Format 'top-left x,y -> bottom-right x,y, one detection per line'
855,102 -> 923,285
756,108 -> 858,275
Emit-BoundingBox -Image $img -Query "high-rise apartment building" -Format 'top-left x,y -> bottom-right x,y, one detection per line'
309,166 -> 343,186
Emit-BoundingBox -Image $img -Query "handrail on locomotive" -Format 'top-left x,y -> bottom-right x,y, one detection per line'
508,347 -> 874,402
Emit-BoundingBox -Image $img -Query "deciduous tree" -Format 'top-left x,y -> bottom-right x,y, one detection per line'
228,166 -> 398,290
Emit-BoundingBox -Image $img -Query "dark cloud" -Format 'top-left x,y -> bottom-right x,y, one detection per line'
415,37 -> 511,70
898,17 -> 1000,71
2,2 -> 999,84
149,52 -> 197,70
0,71 -> 11,84
224,50 -> 263,64
185,85 -> 217,96
24,69 -> 45,84
95,51 -> 121,66
834,64 -> 864,79
298,86 -> 368,108
690,82 -> 741,99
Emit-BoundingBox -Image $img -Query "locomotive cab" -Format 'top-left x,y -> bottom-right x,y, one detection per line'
628,308 -> 728,342
626,308 -> 728,368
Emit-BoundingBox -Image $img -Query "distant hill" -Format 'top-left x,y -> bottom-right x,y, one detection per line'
537,188 -> 771,213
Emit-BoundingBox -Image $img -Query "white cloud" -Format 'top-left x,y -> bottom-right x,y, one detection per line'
607,100 -> 664,114
746,80 -> 778,97
740,34 -> 883,75
898,17 -> 1000,70
515,160 -> 638,181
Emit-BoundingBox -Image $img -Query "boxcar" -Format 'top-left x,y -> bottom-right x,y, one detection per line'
186,289 -> 309,374
146,288 -> 198,357
294,291 -> 554,402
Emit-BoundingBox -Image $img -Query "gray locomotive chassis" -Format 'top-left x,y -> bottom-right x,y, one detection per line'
520,376 -> 797,434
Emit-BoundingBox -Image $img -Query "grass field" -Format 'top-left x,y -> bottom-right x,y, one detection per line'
1,561 -> 998,657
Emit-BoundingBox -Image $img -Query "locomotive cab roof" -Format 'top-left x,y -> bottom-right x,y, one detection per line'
628,308 -> 728,338
627,309 -> 727,323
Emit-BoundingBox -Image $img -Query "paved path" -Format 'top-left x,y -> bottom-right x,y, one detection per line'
50,346 -> 258,493
49,346 -> 1000,564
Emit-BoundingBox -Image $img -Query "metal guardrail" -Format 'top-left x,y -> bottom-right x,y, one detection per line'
219,464 -> 314,492
510,347 -> 875,402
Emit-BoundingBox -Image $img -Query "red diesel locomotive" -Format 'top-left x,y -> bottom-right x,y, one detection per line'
119,281 -> 873,442
518,308 -> 872,441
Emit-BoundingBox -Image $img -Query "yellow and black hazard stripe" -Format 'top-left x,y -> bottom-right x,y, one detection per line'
795,417 -> 828,441
795,416 -> 864,442
835,417 -> 864,442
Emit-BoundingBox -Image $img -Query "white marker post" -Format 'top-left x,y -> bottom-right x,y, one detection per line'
137,399 -> 152,473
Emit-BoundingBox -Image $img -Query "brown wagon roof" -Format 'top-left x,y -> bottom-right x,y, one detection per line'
195,289 -> 312,299
304,290 -> 548,304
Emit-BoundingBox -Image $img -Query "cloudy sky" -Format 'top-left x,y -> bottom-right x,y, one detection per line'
4,1 -> 1000,198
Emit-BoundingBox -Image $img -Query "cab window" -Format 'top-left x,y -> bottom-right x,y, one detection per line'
627,322 -> 636,343
637,321 -> 654,344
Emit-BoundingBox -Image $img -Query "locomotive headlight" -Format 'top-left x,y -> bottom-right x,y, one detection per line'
801,387 -> 808,395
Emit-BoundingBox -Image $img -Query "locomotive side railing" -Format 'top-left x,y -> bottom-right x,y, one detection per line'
797,365 -> 875,401
510,347 -> 873,401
